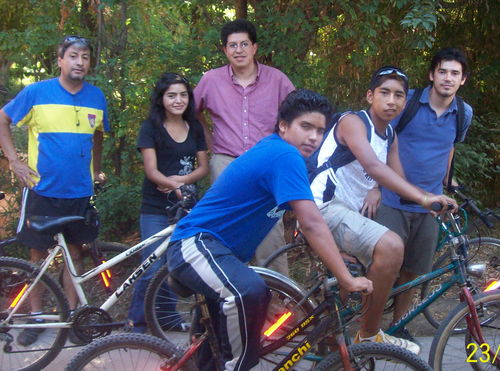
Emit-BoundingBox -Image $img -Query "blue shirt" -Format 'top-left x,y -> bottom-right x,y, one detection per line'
3,78 -> 109,198
172,134 -> 314,262
382,86 -> 473,212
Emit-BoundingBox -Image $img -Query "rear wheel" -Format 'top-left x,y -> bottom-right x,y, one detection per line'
0,256 -> 70,371
144,265 -> 317,354
64,332 -> 195,371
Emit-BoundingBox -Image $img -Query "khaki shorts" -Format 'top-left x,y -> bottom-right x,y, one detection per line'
209,153 -> 236,183
320,198 -> 388,268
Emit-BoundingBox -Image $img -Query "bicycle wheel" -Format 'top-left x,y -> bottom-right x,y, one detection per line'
64,332 -> 196,371
0,256 -> 70,371
421,237 -> 499,330
254,272 -> 320,371
82,241 -> 139,320
144,265 -> 316,350
263,242 -> 327,291
429,290 -> 500,371
314,342 -> 431,370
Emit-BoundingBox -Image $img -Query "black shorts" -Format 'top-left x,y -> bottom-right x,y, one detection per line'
17,189 -> 99,251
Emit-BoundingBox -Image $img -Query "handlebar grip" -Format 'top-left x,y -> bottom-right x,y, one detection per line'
479,213 -> 494,229
0,192 -> 4,201
431,202 -> 442,212
431,202 -> 454,212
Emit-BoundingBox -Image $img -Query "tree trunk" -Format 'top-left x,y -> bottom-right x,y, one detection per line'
235,0 -> 247,19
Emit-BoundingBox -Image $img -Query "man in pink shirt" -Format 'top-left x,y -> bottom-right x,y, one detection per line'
194,19 -> 295,272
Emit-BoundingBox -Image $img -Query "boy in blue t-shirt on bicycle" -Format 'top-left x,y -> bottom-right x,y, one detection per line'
166,89 -> 373,371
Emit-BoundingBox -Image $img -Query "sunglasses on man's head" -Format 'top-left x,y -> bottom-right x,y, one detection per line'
62,35 -> 91,47
376,68 -> 409,82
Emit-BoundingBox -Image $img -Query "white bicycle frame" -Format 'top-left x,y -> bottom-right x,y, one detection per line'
4,224 -> 175,330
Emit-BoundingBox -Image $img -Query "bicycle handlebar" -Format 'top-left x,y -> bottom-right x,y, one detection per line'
447,185 -> 497,229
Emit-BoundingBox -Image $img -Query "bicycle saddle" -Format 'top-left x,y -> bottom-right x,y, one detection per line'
168,274 -> 194,297
27,215 -> 85,234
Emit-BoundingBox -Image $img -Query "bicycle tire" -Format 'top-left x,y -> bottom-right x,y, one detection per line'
0,256 -> 70,371
64,332 -> 196,371
429,290 -> 500,371
82,241 -> 139,320
421,237 -> 499,331
314,342 -> 431,370
262,242 -> 327,291
144,265 -> 316,350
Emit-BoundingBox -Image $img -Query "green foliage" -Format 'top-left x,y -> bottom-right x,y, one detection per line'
0,0 -> 498,242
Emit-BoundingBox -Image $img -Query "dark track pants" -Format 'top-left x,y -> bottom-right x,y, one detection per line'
167,233 -> 271,371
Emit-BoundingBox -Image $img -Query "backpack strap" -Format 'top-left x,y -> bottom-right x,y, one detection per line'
454,95 -> 465,143
308,111 -> 371,183
395,87 -> 424,135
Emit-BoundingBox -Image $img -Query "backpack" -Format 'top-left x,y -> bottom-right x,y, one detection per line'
395,87 -> 467,187
307,110 -> 394,183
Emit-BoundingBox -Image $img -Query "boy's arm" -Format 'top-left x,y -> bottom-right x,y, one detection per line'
386,135 -> 406,178
0,109 -> 39,188
290,199 -> 373,294
337,114 -> 455,211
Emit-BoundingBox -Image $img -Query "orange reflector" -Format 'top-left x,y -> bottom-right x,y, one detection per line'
100,271 -> 110,288
484,280 -> 500,292
102,261 -> 112,278
264,311 -> 292,337
10,284 -> 28,308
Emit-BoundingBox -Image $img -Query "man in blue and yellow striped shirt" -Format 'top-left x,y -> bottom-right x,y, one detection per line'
0,35 -> 109,346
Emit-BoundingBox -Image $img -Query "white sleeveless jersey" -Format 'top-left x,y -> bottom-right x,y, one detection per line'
310,110 -> 391,211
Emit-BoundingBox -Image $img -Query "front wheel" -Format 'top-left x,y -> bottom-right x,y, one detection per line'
421,237 -> 500,331
429,290 -> 500,371
0,256 -> 70,371
314,342 -> 431,370
64,332 -> 195,371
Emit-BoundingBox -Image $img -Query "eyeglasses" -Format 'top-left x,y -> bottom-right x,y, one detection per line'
376,68 -> 409,82
226,41 -> 252,51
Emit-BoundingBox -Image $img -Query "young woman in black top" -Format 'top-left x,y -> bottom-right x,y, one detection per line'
128,73 -> 208,332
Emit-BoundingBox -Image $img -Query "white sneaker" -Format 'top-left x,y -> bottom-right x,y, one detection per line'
354,329 -> 421,355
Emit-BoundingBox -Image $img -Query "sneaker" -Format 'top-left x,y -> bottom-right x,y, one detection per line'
392,327 -> 421,347
354,329 -> 421,355
17,319 -> 45,346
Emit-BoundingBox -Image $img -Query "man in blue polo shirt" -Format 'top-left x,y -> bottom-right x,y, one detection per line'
0,35 -> 109,346
375,48 -> 473,342
167,89 -> 373,371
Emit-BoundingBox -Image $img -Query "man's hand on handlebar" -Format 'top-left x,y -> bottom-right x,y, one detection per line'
422,193 -> 458,216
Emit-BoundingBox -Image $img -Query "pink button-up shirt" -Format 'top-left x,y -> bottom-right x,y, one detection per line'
194,62 -> 295,157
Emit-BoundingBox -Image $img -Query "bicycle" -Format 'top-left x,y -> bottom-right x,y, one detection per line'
65,265 -> 431,370
0,186 -> 137,320
264,197 -> 498,332
0,187 -> 194,371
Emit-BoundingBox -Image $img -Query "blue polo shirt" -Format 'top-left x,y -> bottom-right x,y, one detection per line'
382,86 -> 473,212
172,134 -> 314,263
3,78 -> 109,198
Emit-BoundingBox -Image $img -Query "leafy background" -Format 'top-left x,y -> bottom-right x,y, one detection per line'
0,0 -> 498,242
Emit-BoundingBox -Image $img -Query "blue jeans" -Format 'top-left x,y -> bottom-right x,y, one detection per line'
128,213 -> 181,332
